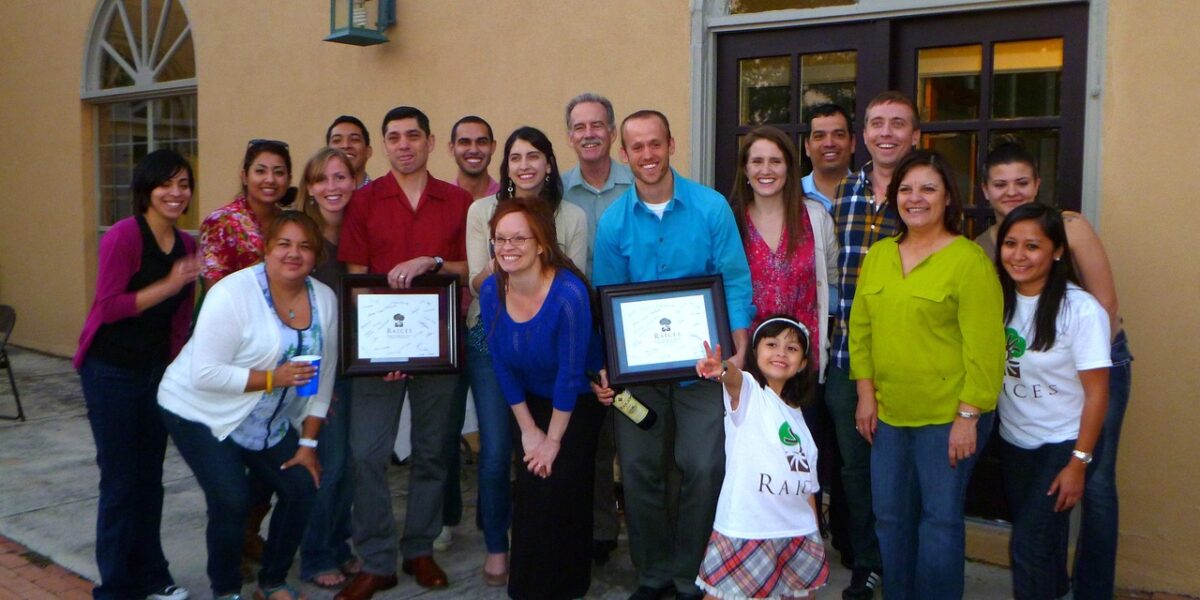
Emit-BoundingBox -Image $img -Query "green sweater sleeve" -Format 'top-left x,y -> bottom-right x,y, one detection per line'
954,244 -> 1005,411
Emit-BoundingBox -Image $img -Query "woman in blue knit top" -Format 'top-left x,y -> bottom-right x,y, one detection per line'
479,197 -> 604,600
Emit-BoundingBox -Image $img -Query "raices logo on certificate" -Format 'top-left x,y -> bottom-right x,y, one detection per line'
620,294 -> 710,369
388,313 -> 415,337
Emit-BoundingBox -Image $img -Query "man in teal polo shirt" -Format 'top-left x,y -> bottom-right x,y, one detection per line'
592,110 -> 754,600
562,92 -> 635,274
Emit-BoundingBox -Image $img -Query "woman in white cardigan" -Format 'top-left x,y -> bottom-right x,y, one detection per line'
728,126 -> 839,384
158,211 -> 338,600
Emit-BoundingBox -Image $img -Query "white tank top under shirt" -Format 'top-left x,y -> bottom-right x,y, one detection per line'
712,374 -> 821,540
998,284 -> 1112,449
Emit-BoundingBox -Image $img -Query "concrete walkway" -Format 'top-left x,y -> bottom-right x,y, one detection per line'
0,346 -> 1021,599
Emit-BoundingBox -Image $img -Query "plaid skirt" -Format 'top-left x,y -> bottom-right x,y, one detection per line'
696,530 -> 829,599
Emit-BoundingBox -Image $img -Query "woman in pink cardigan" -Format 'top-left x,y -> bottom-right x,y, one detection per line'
74,149 -> 200,600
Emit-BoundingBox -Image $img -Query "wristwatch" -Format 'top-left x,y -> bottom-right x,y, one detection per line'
956,410 -> 980,420
1071,449 -> 1093,464
431,256 -> 444,272
299,438 -> 319,448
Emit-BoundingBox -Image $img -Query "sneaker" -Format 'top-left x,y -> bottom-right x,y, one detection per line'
147,585 -> 190,600
432,525 -> 454,551
842,569 -> 880,600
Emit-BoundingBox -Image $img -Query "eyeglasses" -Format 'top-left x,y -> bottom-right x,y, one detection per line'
247,138 -> 289,149
490,236 -> 533,248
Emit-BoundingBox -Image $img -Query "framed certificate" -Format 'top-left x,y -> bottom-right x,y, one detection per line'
339,273 -> 462,376
597,275 -> 733,385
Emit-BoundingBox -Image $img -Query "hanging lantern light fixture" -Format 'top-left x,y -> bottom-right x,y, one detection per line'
326,0 -> 396,46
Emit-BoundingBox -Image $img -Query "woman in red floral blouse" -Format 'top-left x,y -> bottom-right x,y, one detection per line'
200,139 -> 294,287
728,126 -> 838,384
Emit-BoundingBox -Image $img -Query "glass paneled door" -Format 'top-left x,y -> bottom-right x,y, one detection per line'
895,4 -> 1088,237
715,3 -> 1090,522
714,21 -> 886,196
714,3 -> 1088,215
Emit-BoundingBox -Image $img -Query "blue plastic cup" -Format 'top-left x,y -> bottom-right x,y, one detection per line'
290,354 -> 321,397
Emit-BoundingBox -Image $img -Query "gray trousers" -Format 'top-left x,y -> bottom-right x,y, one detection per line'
349,374 -> 460,575
616,380 -> 724,594
593,407 -> 620,542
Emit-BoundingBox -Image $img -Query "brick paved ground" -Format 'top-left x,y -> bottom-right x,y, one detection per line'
0,535 -> 93,600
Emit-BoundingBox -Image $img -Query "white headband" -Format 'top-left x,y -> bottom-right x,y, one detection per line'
753,317 -> 810,353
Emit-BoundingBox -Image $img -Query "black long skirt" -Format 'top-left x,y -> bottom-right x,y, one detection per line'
507,392 -> 604,600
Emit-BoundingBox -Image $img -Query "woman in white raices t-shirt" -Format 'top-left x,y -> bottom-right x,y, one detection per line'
996,203 -> 1111,600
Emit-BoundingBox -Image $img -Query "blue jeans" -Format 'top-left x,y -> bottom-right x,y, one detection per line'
466,337 -> 513,553
871,412 -> 995,600
80,357 -> 177,600
1000,438 -> 1074,600
825,366 -> 882,573
161,408 -> 317,596
300,376 -> 354,579
1073,330 -> 1133,600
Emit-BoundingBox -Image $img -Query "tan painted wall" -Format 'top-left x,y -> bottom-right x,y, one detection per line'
0,0 -> 694,355
0,0 -> 1198,595
1097,0 -> 1200,594
0,2 -> 98,356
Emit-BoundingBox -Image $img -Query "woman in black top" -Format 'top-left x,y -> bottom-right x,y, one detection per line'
73,149 -> 200,600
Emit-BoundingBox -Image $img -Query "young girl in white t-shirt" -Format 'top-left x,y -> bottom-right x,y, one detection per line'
996,203 -> 1111,600
694,315 -> 829,599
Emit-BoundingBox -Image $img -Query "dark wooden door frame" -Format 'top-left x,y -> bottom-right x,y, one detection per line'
714,21 -> 886,196
893,2 -> 1089,211
713,3 -> 1088,212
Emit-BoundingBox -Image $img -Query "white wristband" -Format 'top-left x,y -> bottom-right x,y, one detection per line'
298,438 -> 318,448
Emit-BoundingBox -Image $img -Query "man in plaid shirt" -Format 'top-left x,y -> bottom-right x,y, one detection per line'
826,90 -> 921,600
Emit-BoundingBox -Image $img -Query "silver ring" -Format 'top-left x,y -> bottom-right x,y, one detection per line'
400,274 -> 406,279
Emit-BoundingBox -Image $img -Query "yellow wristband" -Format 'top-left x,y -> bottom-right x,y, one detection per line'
265,370 -> 273,393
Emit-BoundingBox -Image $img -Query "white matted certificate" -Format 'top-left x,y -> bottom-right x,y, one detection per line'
597,275 -> 734,385
339,273 -> 462,376
356,293 -> 441,361
619,294 -> 710,367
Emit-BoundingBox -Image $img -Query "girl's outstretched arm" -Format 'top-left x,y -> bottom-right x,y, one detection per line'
696,341 -> 744,409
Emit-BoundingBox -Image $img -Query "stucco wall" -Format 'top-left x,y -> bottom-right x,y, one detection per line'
186,0 -> 695,215
0,2 -> 97,356
0,0 -> 1197,594
1098,0 -> 1200,593
0,0 -> 695,354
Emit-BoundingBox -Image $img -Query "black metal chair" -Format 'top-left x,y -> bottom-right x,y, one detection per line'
0,305 -> 24,422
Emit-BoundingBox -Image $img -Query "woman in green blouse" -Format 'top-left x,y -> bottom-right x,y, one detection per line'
849,150 -> 1004,600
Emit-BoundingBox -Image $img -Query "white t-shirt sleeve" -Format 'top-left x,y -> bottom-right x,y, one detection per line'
1065,290 -> 1113,372
724,373 -> 761,427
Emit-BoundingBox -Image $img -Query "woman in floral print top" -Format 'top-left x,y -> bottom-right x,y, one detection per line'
200,139 -> 294,287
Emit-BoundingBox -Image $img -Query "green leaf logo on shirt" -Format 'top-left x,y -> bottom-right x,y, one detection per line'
1005,327 -> 1026,378
778,422 -> 799,446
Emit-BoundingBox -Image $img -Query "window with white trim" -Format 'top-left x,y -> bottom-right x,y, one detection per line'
84,0 -> 197,230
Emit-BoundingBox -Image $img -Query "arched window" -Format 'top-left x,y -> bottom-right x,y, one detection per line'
84,0 -> 197,230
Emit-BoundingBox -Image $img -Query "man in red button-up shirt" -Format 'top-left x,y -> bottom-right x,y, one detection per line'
337,106 -> 470,598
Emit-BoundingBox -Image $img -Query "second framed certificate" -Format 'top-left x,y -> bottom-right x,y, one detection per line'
597,275 -> 733,385
339,273 -> 462,376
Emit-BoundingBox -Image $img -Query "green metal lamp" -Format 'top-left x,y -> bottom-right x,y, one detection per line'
326,0 -> 396,46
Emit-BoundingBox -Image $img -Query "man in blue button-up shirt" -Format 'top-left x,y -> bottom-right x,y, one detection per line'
592,110 -> 753,600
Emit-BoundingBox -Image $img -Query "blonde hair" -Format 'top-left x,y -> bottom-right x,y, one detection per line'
300,147 -> 354,233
